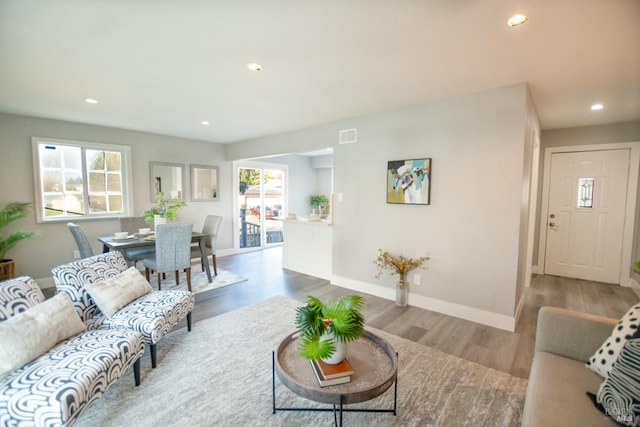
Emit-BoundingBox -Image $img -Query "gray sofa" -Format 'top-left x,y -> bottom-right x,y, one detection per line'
523,306 -> 619,426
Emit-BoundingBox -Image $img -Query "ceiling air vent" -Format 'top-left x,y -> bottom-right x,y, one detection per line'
339,128 -> 357,144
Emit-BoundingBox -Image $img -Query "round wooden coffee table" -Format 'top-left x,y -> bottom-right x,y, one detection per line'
272,329 -> 398,426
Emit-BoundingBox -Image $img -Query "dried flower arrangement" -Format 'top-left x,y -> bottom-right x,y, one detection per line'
373,249 -> 429,286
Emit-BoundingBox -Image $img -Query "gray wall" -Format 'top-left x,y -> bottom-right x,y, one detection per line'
0,113 -> 231,282
226,83 -> 533,319
0,113 -> 325,284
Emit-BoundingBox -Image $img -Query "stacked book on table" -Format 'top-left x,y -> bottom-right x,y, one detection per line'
310,357 -> 354,387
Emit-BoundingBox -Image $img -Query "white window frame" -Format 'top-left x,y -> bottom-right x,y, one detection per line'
31,137 -> 134,223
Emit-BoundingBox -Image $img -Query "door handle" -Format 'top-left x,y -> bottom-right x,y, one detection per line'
549,222 -> 557,227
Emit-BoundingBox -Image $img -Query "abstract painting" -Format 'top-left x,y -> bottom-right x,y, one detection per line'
387,158 -> 431,205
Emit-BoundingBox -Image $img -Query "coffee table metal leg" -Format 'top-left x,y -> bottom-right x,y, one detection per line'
272,351 -> 276,414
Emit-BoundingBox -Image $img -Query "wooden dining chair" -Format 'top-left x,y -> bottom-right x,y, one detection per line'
190,215 -> 222,276
142,223 -> 193,291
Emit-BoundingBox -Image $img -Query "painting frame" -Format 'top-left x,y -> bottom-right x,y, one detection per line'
386,158 -> 431,205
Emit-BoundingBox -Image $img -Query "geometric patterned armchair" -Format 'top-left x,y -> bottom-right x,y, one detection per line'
0,276 -> 145,427
51,251 -> 195,368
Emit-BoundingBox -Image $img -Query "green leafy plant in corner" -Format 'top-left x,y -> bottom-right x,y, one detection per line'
0,202 -> 38,261
143,192 -> 187,224
295,295 -> 365,360
309,195 -> 329,209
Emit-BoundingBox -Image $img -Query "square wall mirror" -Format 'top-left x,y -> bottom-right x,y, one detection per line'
191,164 -> 219,201
150,162 -> 185,202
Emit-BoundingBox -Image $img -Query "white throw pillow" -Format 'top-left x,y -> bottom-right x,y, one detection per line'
0,292 -> 86,380
85,267 -> 153,318
586,303 -> 640,378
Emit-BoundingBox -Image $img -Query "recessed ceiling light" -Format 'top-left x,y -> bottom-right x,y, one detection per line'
85,98 -> 99,104
247,62 -> 264,72
507,13 -> 528,27
201,121 -> 210,126
591,103 -> 604,111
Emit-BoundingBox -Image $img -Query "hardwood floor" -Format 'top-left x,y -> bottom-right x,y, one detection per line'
191,246 -> 639,380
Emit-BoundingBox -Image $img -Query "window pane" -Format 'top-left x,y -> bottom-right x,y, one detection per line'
39,145 -> 62,168
42,170 -> 63,192
64,171 -> 83,192
106,152 -> 121,171
89,171 -> 106,192
107,173 -> 122,192
63,146 -> 82,169
577,178 -> 594,208
43,195 -> 65,217
87,150 -> 105,170
65,194 -> 85,216
89,195 -> 106,213
108,195 -> 123,212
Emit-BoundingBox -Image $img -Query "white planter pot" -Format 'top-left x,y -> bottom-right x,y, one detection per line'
320,332 -> 346,365
154,215 -> 167,229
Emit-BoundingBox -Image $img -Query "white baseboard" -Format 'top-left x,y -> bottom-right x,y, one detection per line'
331,275 -> 518,332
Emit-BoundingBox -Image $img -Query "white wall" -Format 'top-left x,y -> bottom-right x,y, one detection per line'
0,113 -> 230,283
225,83 -> 534,328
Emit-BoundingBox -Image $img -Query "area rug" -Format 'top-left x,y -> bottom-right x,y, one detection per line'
137,261 -> 247,295
75,296 -> 527,427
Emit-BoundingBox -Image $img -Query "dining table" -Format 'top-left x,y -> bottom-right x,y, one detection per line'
97,231 -> 213,283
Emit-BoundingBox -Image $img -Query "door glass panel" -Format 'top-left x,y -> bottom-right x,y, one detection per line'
264,169 -> 284,245
239,167 -> 262,248
577,178 -> 594,208
238,166 -> 285,249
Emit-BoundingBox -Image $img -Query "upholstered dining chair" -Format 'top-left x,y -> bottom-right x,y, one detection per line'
190,215 -> 222,276
67,222 -> 94,259
143,223 -> 193,292
51,251 -> 195,369
118,216 -> 155,266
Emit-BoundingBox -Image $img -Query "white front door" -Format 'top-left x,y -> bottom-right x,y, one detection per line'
544,149 -> 630,283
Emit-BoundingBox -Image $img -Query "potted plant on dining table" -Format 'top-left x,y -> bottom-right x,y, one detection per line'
143,192 -> 187,229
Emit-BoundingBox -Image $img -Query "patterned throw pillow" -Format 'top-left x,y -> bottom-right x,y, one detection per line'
587,337 -> 640,426
586,304 -> 640,378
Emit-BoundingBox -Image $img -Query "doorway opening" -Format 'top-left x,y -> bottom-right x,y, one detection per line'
235,162 -> 286,251
537,142 -> 640,286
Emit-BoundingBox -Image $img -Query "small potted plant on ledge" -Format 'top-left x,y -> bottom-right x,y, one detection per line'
143,192 -> 187,229
295,295 -> 365,364
0,202 -> 38,281
309,195 -> 329,218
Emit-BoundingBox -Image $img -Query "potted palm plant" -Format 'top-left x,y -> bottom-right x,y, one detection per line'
0,202 -> 38,281
143,192 -> 187,228
295,295 -> 365,364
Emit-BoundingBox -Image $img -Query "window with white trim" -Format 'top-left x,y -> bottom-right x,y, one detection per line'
32,137 -> 133,222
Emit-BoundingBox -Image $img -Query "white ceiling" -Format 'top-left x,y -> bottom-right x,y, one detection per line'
0,0 -> 638,144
